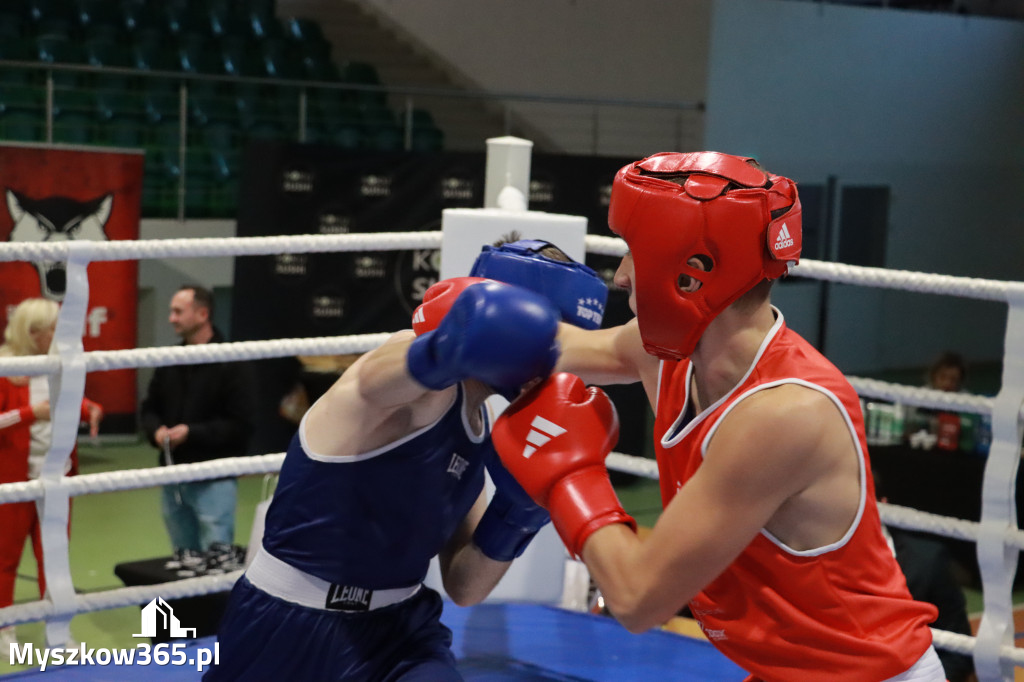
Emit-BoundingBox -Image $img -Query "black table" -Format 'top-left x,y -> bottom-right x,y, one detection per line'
113,557 -> 234,643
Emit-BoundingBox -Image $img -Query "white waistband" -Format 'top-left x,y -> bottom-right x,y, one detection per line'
245,547 -> 422,612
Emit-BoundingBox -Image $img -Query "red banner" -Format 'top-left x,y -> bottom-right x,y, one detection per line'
0,144 -> 143,430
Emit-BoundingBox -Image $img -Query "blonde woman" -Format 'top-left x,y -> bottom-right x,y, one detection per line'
0,298 -> 102,647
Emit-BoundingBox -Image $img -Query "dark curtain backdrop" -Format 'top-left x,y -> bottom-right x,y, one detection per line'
231,141 -> 649,463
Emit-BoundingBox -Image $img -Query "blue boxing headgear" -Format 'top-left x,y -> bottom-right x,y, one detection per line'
469,240 -> 607,329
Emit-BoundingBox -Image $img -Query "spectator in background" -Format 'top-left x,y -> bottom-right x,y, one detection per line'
140,285 -> 255,564
928,351 -> 967,393
0,298 -> 102,648
875,468 -> 977,682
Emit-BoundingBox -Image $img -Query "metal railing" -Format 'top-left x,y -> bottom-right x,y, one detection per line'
0,60 -> 704,220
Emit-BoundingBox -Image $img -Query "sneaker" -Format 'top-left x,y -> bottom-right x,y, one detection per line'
0,626 -> 17,649
205,543 -> 246,573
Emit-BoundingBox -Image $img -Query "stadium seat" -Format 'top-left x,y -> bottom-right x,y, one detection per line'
53,110 -> 94,144
84,39 -> 136,91
122,2 -> 163,36
410,109 -> 444,151
360,100 -> 403,150
260,37 -> 304,80
339,61 -> 388,110
188,88 -> 239,128
284,17 -> 330,59
0,40 -> 37,86
207,0 -> 247,38
34,35 -> 88,88
139,85 -> 180,125
52,85 -> 96,119
0,9 -> 25,41
98,116 -> 147,149
76,0 -> 122,34
164,2 -> 205,39
1,110 -> 44,142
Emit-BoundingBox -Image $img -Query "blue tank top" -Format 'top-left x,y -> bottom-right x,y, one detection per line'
261,384 -> 490,589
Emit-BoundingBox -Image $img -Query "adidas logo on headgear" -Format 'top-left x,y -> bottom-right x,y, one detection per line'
773,223 -> 794,251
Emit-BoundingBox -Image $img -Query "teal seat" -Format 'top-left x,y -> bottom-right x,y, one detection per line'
207,1 -> 248,39
2,110 -> 44,142
411,109 -> 444,151
339,61 -> 387,109
35,36 -> 88,88
99,118 -> 147,149
53,111 -> 94,145
52,86 -> 96,118
0,86 -> 45,117
0,9 -> 25,41
94,89 -> 145,124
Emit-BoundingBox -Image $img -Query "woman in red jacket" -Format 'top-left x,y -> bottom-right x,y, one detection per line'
0,298 -> 102,647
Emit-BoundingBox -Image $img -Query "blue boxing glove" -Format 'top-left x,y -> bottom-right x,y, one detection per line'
473,446 -> 551,561
406,281 -> 559,393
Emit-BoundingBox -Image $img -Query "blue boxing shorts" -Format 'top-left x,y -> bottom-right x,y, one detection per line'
203,554 -> 461,682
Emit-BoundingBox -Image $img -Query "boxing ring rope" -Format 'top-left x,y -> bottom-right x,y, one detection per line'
0,234 -> 1021,678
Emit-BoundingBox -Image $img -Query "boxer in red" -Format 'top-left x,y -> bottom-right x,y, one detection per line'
493,152 -> 945,682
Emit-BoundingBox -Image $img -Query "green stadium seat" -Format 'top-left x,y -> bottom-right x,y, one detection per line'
0,9 -> 25,41
207,1 -> 248,39
410,109 -> 444,152
76,0 -> 122,35
1,110 -> 44,142
53,110 -> 94,144
98,117 -> 147,149
52,85 -> 96,118
35,35 -> 88,88
164,2 -> 205,38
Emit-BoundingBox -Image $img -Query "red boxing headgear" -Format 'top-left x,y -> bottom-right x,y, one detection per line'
608,152 -> 802,360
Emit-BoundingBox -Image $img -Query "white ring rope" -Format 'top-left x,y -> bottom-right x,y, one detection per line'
0,571 -> 243,628
0,232 -> 443,262
0,233 -> 1020,672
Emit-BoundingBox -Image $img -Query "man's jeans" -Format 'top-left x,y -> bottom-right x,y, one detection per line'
161,478 -> 238,553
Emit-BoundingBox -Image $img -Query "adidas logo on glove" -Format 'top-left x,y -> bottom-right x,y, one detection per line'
521,416 -> 566,458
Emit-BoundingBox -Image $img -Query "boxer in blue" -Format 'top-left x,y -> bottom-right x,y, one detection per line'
204,240 -> 607,682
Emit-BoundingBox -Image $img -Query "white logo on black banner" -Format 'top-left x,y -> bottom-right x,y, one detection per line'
310,294 -> 344,321
282,169 -> 314,193
274,253 -> 308,277
353,255 -> 387,279
318,212 -> 351,234
441,177 -> 474,201
360,175 -> 392,197
529,179 -> 555,204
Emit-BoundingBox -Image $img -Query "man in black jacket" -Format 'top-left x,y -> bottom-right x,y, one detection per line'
141,285 -> 255,558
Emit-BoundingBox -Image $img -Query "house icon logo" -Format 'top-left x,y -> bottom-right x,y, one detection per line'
132,597 -> 197,639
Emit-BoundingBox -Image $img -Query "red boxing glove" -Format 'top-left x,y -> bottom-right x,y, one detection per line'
412,277 -> 490,335
492,373 -> 636,559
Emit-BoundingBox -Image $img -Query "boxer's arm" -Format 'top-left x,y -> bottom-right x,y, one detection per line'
556,319 -> 659,392
437,488 -> 515,606
303,331 -> 451,457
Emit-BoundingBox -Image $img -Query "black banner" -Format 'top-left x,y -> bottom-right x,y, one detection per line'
232,142 -> 647,461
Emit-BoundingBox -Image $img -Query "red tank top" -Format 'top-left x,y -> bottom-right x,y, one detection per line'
653,312 -> 936,682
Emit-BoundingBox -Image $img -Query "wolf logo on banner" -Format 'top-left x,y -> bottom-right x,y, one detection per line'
0,144 -> 143,432
6,190 -> 113,300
